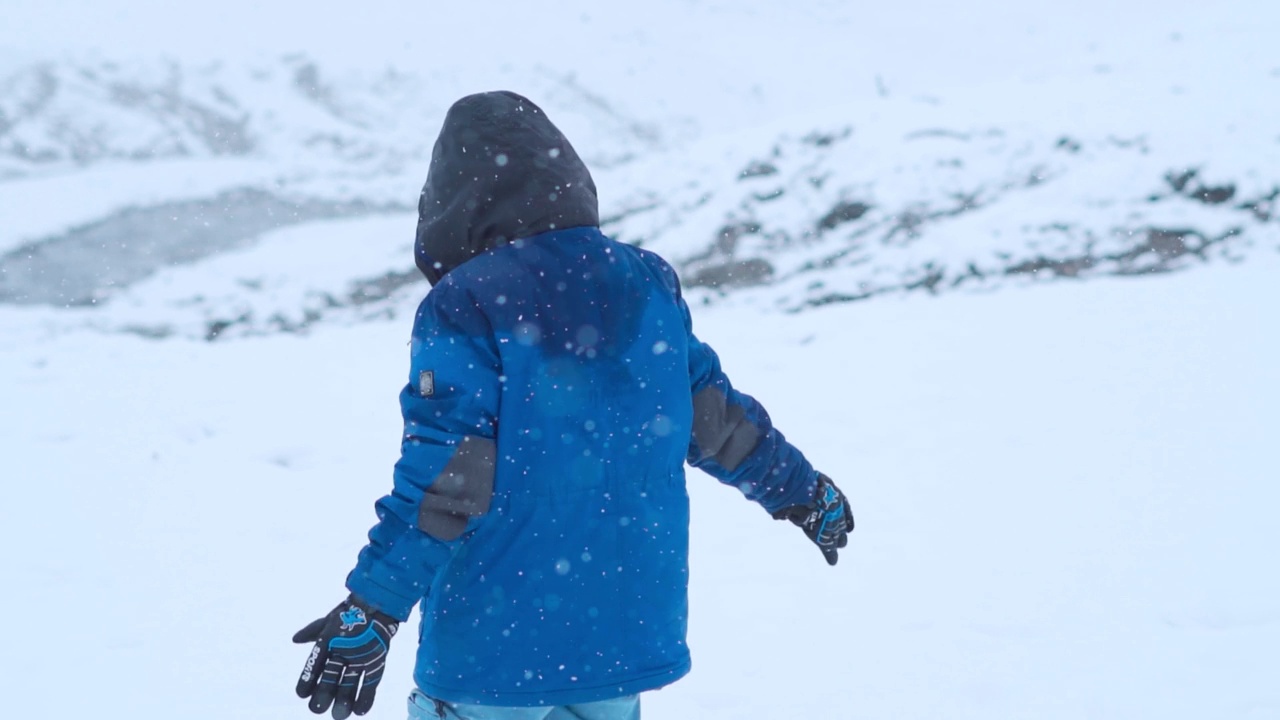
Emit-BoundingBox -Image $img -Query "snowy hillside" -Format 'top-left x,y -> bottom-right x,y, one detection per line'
0,55 -> 674,316
2,1 -> 1279,718
609,108 -> 1279,310
3,2 -> 1278,337
4,60 -> 1278,337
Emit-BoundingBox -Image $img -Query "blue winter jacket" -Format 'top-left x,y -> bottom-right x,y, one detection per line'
344,92 -> 819,707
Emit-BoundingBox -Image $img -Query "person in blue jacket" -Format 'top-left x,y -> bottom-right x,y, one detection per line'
293,91 -> 853,720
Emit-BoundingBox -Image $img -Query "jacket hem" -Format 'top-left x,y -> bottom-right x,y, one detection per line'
413,657 -> 690,707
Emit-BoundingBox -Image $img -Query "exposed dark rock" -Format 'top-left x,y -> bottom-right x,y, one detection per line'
738,160 -> 778,179
686,258 -> 774,289
1161,169 -> 1237,205
348,269 -> 422,306
906,129 -> 971,142
713,222 -> 762,255
802,127 -> 851,147
121,324 -> 175,339
1144,228 -> 1199,259
1166,168 -> 1198,193
205,314 -> 249,341
1002,227 -> 1236,280
1190,183 -> 1236,205
1109,227 -> 1225,273
884,208 -> 926,243
950,262 -> 987,287
798,288 -> 878,309
1238,187 -> 1278,222
1056,136 -> 1082,153
817,201 -> 871,232
903,264 -> 945,294
1006,255 -> 1097,278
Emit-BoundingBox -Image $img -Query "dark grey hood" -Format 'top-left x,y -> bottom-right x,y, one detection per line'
414,91 -> 599,284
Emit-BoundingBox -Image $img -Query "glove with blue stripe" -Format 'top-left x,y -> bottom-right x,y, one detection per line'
294,595 -> 399,719
773,473 -> 854,566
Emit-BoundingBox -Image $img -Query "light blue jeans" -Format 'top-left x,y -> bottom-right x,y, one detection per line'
408,688 -> 640,720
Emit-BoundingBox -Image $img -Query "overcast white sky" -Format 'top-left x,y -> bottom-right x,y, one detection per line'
5,1 -> 1275,136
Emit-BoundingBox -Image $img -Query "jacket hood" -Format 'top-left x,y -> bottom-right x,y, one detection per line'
414,91 -> 599,284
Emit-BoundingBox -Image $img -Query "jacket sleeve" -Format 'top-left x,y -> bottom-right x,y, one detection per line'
678,287 -> 819,516
345,283 -> 502,621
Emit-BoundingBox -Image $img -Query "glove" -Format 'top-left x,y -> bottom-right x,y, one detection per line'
772,473 -> 854,566
294,595 -> 399,719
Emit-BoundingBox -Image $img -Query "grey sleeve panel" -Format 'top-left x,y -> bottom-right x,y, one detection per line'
691,386 -> 761,471
417,435 -> 496,541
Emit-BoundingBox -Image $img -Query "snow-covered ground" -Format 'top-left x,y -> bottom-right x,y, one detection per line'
3,1 -> 1279,718
2,254 -> 1277,719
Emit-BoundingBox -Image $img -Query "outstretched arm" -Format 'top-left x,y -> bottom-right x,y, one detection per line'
679,295 -> 819,515
675,278 -> 852,565
296,281 -> 502,719
345,282 -> 502,621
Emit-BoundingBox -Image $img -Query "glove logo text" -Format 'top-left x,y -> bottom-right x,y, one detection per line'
300,645 -> 320,682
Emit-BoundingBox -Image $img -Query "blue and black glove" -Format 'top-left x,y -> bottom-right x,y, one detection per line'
773,473 -> 854,566
294,595 -> 399,719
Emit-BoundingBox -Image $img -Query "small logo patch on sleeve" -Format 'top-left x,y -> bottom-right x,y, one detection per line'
419,370 -> 435,397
